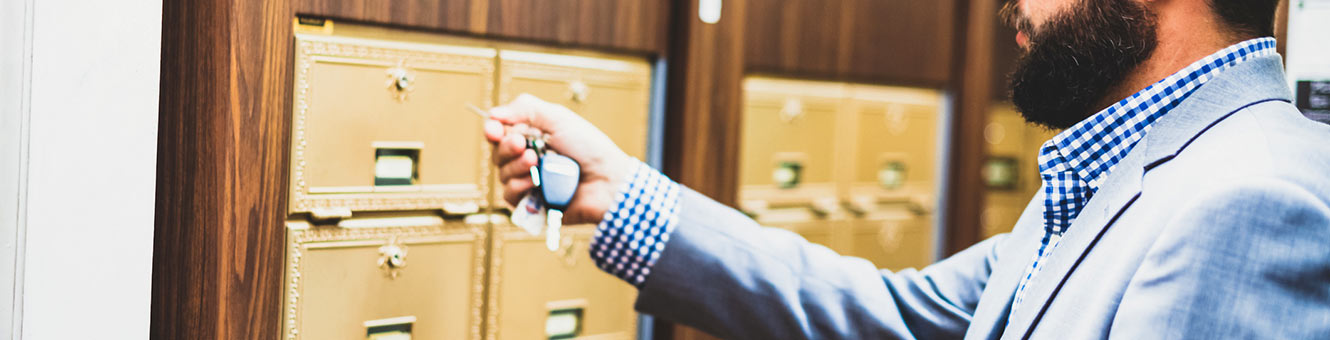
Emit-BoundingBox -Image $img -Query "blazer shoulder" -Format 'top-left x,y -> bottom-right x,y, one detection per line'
1178,100 -> 1330,190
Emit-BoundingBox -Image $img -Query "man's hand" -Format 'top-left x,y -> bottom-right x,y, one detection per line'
483,93 -> 638,225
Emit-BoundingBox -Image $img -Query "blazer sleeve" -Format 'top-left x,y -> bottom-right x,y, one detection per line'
1111,178 -> 1330,339
634,187 -> 1005,340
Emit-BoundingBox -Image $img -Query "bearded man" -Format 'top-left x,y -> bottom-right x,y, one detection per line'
482,0 -> 1330,338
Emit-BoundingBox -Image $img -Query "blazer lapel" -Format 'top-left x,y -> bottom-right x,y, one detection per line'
999,146 -> 1145,340
965,196 -> 1051,340
999,55 -> 1295,339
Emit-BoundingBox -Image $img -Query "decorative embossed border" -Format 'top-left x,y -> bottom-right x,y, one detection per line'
290,34 -> 495,214
281,221 -> 489,340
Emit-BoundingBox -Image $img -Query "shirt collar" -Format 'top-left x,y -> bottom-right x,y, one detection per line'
1037,37 -> 1277,188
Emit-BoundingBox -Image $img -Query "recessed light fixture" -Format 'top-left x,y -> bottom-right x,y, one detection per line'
699,0 -> 722,24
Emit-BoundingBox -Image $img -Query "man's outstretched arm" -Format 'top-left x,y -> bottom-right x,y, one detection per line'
631,184 -> 1005,340
484,94 -> 1005,339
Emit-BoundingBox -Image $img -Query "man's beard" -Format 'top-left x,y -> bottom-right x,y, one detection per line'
1004,0 -> 1159,130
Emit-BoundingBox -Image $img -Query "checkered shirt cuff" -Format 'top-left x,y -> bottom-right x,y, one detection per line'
590,160 -> 681,288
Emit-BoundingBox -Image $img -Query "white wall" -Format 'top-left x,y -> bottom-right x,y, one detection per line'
1,0 -> 162,338
1,0 -> 34,337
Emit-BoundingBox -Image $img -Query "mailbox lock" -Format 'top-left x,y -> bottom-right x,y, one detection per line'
385,63 -> 415,101
568,80 -> 590,103
779,97 -> 803,123
378,243 -> 408,278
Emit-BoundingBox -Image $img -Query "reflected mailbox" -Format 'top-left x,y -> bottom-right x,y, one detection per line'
738,77 -> 945,271
981,105 -> 1059,238
842,85 -> 943,270
738,78 -> 848,235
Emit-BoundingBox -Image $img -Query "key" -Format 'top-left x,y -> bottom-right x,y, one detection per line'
537,153 -> 580,251
468,103 -> 572,251
465,103 -> 491,119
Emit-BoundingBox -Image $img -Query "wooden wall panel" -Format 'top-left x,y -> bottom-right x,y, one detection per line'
662,0 -> 749,208
658,1 -> 747,339
152,0 -> 293,338
943,0 -> 1000,256
292,0 -> 671,54
745,0 -> 958,87
992,20 -> 1020,102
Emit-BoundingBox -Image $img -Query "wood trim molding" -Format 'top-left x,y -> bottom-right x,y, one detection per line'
661,0 -> 748,207
943,0 -> 999,256
659,0 -> 747,339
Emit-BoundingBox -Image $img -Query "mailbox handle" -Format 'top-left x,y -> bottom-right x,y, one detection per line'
844,196 -> 929,217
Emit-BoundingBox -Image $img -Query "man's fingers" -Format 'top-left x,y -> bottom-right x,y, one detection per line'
503,177 -> 534,207
499,149 -> 539,183
483,119 -> 505,143
492,133 -> 528,166
490,93 -> 566,131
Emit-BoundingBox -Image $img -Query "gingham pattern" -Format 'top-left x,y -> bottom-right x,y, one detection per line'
590,160 -> 681,287
1011,38 -> 1277,309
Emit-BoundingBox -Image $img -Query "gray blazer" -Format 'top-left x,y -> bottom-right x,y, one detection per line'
633,55 -> 1330,339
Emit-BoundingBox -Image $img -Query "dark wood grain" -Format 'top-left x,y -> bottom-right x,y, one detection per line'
943,0 -> 1000,256
745,0 -> 958,87
291,0 -> 671,55
152,0 -> 293,338
992,16 -> 1021,102
659,1 -> 748,339
662,0 -> 748,208
1275,0 -> 1288,58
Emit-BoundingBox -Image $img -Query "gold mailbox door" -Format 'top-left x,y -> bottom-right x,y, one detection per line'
493,49 -> 653,210
486,226 -> 637,340
738,77 -> 846,210
497,50 -> 653,159
981,105 -> 1059,237
292,34 -> 495,214
283,223 -> 487,340
845,215 -> 935,271
839,86 -> 944,269
845,86 -> 943,198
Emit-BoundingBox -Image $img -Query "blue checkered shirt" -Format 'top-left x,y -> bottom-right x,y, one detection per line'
1010,37 -> 1277,309
590,160 -> 681,287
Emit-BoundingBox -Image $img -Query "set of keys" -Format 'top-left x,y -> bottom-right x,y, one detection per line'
467,104 -> 580,251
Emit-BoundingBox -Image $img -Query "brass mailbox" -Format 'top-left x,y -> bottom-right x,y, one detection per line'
487,48 -> 651,340
291,33 -> 495,216
285,22 -> 652,340
494,49 -> 654,211
282,218 -> 487,340
285,27 -> 494,340
485,224 -> 637,340
498,50 -> 653,160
